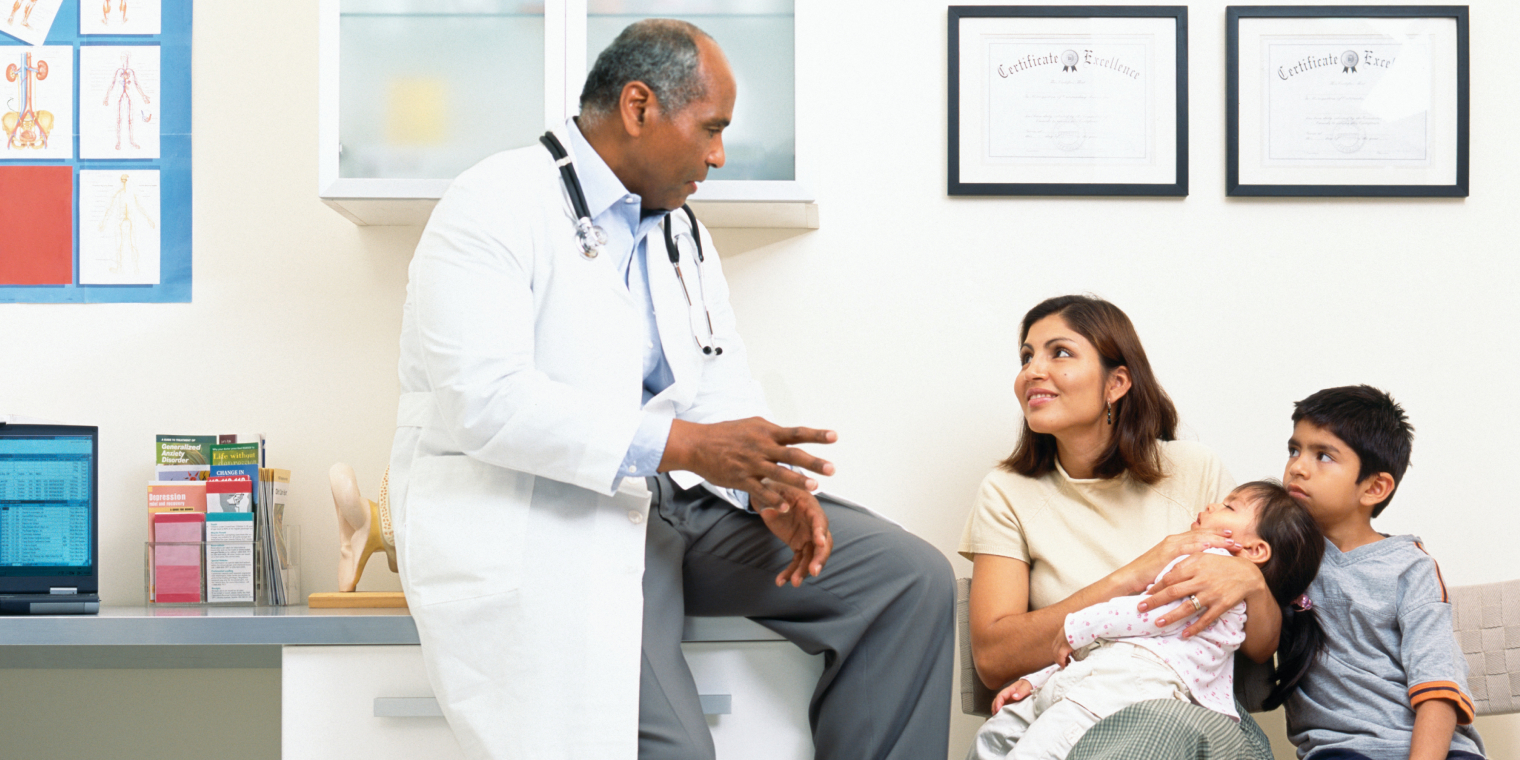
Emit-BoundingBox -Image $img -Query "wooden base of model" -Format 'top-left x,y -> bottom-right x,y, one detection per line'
308,591 -> 407,609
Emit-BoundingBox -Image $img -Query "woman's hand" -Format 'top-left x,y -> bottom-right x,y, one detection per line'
1114,528 -> 1240,595
1142,552 -> 1264,638
1052,628 -> 1074,669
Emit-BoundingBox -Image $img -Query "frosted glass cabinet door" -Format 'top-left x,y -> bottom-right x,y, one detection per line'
339,0 -> 545,180
587,0 -> 795,181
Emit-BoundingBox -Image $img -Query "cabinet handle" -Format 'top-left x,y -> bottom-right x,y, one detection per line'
374,697 -> 444,718
374,694 -> 731,718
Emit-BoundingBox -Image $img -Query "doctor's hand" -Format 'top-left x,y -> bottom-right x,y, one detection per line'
661,417 -> 836,513
756,477 -> 833,587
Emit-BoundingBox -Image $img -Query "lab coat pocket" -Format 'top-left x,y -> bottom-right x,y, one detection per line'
411,586 -> 531,757
403,454 -> 532,606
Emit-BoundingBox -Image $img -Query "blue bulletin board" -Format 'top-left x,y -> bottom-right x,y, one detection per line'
0,0 -> 190,303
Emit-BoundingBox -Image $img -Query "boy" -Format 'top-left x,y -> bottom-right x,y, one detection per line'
1283,385 -> 1484,760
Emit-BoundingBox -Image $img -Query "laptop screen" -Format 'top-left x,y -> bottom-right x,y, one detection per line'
0,427 -> 97,583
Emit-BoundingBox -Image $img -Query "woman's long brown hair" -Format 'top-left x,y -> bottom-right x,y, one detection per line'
1001,295 -> 1178,484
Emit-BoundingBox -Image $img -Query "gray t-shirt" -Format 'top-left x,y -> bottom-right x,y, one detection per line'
1285,534 -> 1484,759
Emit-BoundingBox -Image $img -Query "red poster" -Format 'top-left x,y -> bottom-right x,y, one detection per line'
0,165 -> 73,285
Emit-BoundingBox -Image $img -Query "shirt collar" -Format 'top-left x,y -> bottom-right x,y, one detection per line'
565,117 -> 639,221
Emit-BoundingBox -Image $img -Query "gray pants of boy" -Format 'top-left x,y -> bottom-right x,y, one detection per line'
639,474 -> 955,760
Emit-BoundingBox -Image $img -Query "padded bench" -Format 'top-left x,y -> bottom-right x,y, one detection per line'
956,577 -> 1520,718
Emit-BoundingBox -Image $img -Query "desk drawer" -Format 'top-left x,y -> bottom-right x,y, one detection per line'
282,645 -> 465,760
282,642 -> 822,760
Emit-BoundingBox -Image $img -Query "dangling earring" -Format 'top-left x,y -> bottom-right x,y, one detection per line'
1106,400 -> 1113,425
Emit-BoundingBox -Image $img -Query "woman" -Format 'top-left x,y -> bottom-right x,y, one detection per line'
961,295 -> 1278,759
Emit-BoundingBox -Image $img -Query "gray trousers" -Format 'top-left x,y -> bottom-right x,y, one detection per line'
639,475 -> 955,760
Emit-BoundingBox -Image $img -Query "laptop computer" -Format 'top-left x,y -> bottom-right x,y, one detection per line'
0,423 -> 101,614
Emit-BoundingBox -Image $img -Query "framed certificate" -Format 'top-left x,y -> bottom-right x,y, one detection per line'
1227,6 -> 1469,197
948,6 -> 1188,197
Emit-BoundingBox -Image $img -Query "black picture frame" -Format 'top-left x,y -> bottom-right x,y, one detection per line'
948,5 -> 1189,197
1226,6 -> 1470,197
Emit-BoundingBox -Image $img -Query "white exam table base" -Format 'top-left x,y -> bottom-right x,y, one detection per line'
0,607 -> 821,760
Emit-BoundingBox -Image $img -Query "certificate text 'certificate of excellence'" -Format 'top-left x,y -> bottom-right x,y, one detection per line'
1265,36 -> 1432,164
985,35 -> 1154,164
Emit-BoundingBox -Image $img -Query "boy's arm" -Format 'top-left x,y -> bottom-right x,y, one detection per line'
1410,699 -> 1458,760
1398,551 -> 1476,735
1400,599 -> 1476,724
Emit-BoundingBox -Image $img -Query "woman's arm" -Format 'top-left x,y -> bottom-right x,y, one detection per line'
1140,553 -> 1281,662
970,555 -> 1128,687
969,528 -> 1234,687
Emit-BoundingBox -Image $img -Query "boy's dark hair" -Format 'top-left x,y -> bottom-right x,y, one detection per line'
1292,385 -> 1413,517
1001,295 -> 1178,485
1234,480 -> 1326,711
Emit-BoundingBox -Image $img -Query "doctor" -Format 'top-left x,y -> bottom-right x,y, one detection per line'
389,18 -> 953,760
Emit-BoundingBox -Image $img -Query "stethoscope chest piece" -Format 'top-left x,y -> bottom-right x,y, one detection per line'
575,218 -> 607,259
540,131 -> 608,261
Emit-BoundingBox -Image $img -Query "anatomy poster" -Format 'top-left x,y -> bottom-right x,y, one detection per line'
79,169 -> 159,284
80,0 -> 159,35
80,44 -> 158,158
0,0 -> 64,46
0,45 -> 72,160
0,0 -> 189,303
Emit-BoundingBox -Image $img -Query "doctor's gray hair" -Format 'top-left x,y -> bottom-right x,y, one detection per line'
579,19 -> 713,120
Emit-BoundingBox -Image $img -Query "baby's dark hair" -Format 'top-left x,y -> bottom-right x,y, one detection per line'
1292,385 -> 1413,517
1232,480 -> 1325,710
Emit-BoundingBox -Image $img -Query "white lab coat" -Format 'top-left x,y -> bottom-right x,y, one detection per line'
388,124 -> 768,760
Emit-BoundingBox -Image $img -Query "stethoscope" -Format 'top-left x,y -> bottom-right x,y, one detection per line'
540,131 -> 722,357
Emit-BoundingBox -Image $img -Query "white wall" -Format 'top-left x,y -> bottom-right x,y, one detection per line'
0,0 -> 1515,758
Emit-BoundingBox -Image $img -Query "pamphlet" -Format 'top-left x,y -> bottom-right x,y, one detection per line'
210,442 -> 260,466
209,464 -> 259,510
147,481 -> 206,535
259,468 -> 293,604
152,512 -> 204,603
206,513 -> 255,603
206,475 -> 253,513
156,435 -> 215,465
155,464 -> 209,481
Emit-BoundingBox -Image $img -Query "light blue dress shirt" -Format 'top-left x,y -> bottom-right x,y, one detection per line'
565,121 -> 752,508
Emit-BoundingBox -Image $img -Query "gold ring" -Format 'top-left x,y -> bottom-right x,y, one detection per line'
1188,595 -> 1203,613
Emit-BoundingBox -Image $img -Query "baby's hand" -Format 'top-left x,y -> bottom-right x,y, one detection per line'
991,679 -> 1033,713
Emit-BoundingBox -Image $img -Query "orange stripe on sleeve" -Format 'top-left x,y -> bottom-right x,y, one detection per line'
1409,681 -> 1475,725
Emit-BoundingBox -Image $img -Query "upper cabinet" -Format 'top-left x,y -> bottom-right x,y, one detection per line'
318,0 -> 814,228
